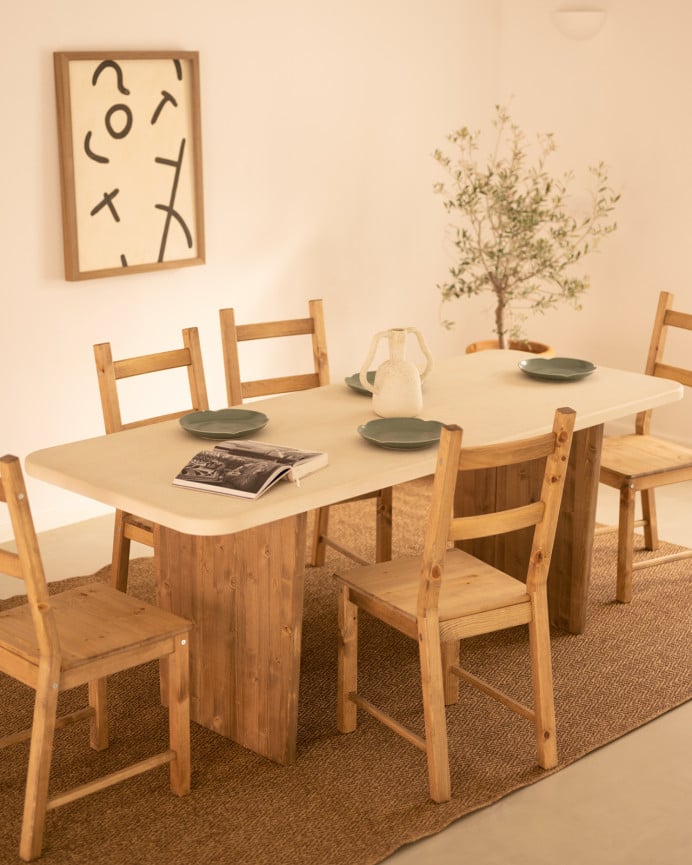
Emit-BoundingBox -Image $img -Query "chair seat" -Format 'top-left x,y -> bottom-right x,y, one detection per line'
123,512 -> 155,537
0,583 -> 190,684
600,434 -> 692,483
338,547 -> 530,626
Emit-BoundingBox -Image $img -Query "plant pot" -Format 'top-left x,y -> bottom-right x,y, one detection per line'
465,339 -> 554,357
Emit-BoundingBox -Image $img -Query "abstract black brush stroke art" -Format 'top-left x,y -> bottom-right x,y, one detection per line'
54,51 -> 205,281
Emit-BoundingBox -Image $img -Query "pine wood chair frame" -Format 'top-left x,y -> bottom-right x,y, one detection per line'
93,328 -> 209,591
0,454 -> 192,861
219,300 -> 393,567
335,407 -> 576,802
596,290 -> 692,602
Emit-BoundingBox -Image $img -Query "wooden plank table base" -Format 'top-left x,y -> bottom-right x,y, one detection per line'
155,514 -> 307,764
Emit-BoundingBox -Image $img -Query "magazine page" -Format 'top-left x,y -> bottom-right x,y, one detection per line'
213,440 -> 328,481
174,449 -> 290,499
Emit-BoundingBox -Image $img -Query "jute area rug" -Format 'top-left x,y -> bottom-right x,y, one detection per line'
0,478 -> 690,865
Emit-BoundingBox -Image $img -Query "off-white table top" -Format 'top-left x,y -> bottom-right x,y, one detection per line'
26,351 -> 683,536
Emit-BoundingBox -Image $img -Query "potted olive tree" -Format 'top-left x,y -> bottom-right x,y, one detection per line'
433,105 -> 620,350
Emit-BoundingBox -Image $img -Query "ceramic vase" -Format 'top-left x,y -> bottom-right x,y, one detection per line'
359,327 -> 433,417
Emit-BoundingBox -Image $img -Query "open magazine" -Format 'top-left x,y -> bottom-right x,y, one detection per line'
173,439 -> 328,499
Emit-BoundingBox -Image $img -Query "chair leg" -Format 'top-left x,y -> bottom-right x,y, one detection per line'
617,484 -> 636,603
309,507 -> 330,567
375,487 -> 393,563
336,585 -> 358,733
111,509 -> 131,593
418,617 -> 451,802
310,489 -> 392,567
166,635 -> 191,796
88,678 -> 109,751
527,594 -> 557,770
641,488 -> 659,551
441,639 -> 460,705
20,661 -> 60,862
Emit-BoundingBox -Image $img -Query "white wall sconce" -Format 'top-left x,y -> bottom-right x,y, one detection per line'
552,7 -> 607,40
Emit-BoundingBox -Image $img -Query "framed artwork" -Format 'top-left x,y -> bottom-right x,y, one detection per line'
54,50 -> 205,281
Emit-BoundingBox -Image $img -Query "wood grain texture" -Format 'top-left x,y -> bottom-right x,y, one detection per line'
335,408 -> 575,802
156,513 -> 307,764
0,455 -> 192,861
600,290 -> 692,602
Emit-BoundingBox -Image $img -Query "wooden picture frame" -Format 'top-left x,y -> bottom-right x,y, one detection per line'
54,50 -> 205,281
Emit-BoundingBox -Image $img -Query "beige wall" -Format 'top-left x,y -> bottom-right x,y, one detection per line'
1,0 -> 499,533
493,0 -> 692,441
433,0 -> 692,443
2,0 -> 690,535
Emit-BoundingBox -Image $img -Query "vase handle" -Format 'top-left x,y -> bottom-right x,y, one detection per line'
359,330 -> 386,393
408,327 -> 433,381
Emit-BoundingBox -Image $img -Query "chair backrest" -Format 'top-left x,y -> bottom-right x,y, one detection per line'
636,290 -> 692,434
418,407 -> 576,617
0,455 -> 60,659
93,327 -> 209,433
219,299 -> 330,405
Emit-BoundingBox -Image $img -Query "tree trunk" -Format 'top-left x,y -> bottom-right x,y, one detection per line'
494,291 -> 507,349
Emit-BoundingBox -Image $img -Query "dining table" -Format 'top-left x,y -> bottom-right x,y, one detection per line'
25,349 -> 683,765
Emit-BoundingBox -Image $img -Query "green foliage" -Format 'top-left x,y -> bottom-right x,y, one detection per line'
433,105 -> 620,347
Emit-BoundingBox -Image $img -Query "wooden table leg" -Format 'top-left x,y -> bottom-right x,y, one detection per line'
455,424 -> 603,635
154,512 -> 307,764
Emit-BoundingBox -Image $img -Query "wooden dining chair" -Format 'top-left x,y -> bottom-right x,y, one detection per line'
0,454 -> 192,861
597,290 -> 692,602
93,327 -> 209,592
335,407 -> 576,802
219,300 -> 392,567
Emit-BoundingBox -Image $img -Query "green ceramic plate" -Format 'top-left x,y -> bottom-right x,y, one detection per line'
344,370 -> 376,395
357,417 -> 443,449
179,409 -> 269,439
518,357 -> 597,382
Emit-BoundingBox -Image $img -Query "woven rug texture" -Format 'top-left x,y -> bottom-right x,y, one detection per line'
0,477 -> 690,865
